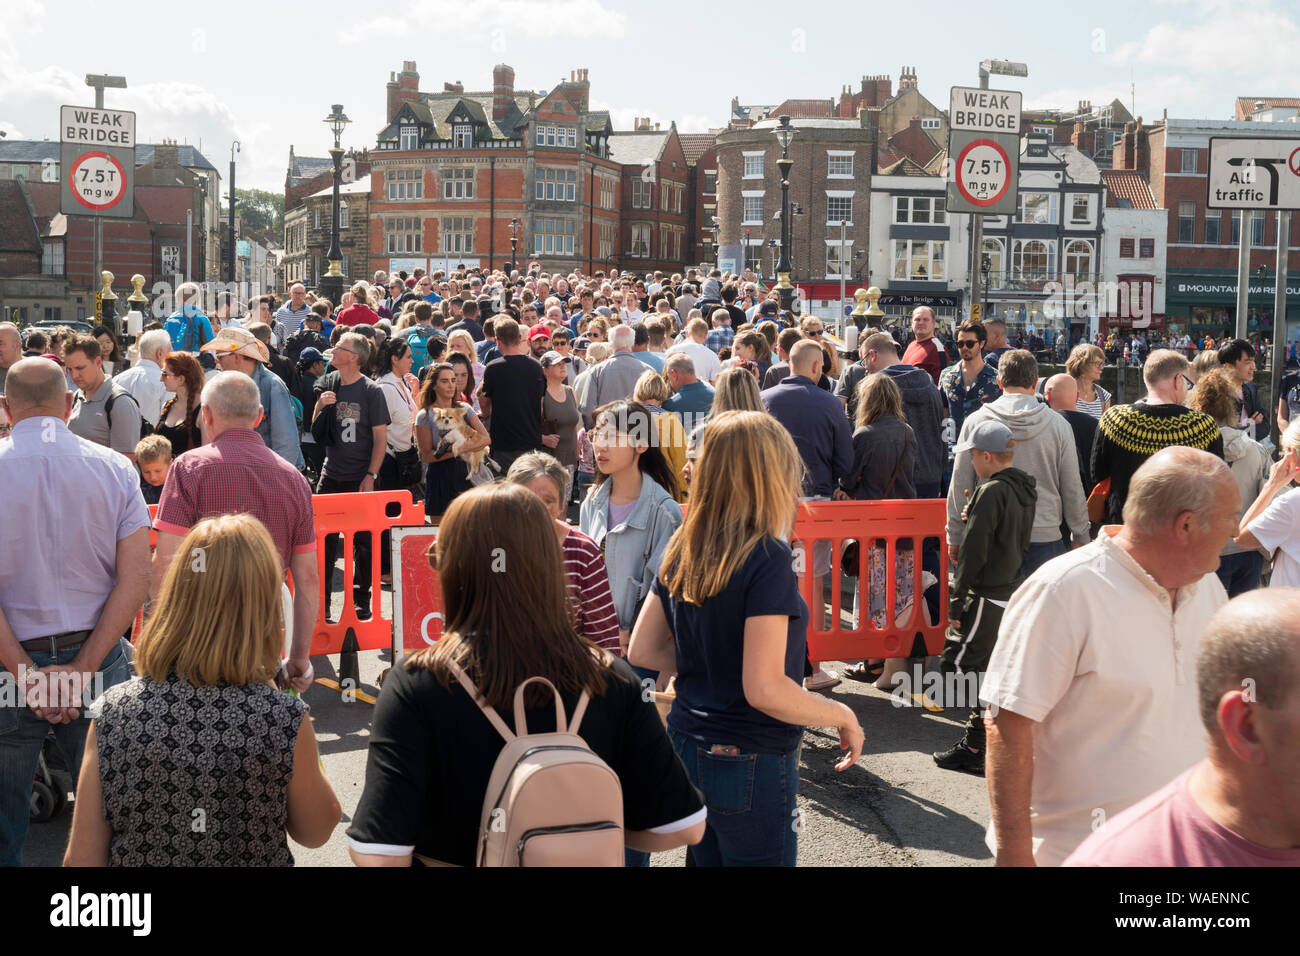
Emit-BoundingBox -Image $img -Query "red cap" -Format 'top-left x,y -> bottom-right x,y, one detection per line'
528,325 -> 552,341
405,277 -> 417,288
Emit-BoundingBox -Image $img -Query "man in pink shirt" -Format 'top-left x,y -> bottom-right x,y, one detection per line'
1065,588 -> 1300,867
901,306 -> 945,387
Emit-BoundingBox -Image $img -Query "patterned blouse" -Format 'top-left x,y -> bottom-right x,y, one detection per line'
92,674 -> 308,867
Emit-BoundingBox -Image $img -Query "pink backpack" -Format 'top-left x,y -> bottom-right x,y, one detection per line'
447,660 -> 625,867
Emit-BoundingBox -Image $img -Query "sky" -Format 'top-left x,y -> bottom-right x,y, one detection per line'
3,0 -> 1299,193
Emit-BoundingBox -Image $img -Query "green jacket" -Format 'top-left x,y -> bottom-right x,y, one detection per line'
953,466 -> 1037,606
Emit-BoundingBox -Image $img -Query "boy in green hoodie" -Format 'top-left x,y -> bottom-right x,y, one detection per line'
934,420 -> 1037,776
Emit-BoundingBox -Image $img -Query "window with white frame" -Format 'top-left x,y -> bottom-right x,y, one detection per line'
442,168 -> 475,199
385,217 -> 421,254
827,151 -> 853,177
826,240 -> 854,278
599,222 -> 615,260
982,238 -> 1003,285
1064,239 -> 1092,279
536,167 -> 577,202
1252,210 -> 1266,245
534,217 -> 576,256
826,194 -> 853,224
742,193 -> 764,224
921,117 -> 941,130
631,178 -> 653,209
535,125 -> 576,148
342,254 -> 350,277
442,216 -> 474,254
339,202 -> 349,230
386,168 -> 423,200
1011,238 -> 1056,279
41,240 -> 65,276
893,195 -> 946,224
891,239 -> 946,280
743,151 -> 764,178
453,125 -> 473,149
399,124 -> 419,151
703,170 -> 717,194
1181,148 -> 1198,173
314,207 -> 321,229
1019,192 -> 1058,224
1071,194 -> 1089,223
1178,201 -> 1196,242
600,176 -> 615,209
628,222 -> 650,257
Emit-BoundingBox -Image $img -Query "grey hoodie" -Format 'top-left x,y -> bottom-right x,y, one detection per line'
947,392 -> 1089,546
1220,424 -> 1268,557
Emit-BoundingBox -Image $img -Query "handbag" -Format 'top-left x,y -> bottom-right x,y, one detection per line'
393,445 -> 423,487
842,430 -> 911,577
1087,477 -> 1110,524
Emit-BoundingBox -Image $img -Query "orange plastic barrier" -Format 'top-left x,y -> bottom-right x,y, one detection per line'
790,499 -> 949,663
307,491 -> 425,657
391,499 -> 949,665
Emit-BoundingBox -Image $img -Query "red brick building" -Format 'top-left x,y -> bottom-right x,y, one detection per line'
368,62 -> 707,280
1115,116 -> 1300,337
681,132 -> 719,265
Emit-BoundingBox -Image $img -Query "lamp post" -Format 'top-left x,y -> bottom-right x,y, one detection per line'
319,104 -> 351,307
227,141 -> 240,285
980,254 -> 992,321
774,115 -> 796,314
711,223 -> 720,269
508,217 -> 520,274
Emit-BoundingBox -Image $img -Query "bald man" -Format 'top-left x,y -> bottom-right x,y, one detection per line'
0,322 -> 22,395
1066,588 -> 1300,866
984,447 -> 1238,866
0,358 -> 149,866
1045,373 -> 1097,497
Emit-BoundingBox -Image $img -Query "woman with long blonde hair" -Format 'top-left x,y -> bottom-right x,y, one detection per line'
629,411 -> 864,867
64,515 -> 341,866
348,483 -> 704,866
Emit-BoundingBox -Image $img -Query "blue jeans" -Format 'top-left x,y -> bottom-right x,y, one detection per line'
1216,550 -> 1263,597
669,729 -> 800,867
1019,539 -> 1067,581
0,636 -> 132,867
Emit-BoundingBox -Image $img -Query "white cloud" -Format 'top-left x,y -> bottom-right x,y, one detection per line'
344,0 -> 627,46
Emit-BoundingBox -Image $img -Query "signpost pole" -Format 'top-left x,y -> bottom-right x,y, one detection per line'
92,85 -> 105,325
1272,209 -> 1290,448
1236,213 -> 1252,341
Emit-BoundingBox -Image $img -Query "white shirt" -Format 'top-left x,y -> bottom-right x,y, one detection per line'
665,340 -> 722,384
376,372 -> 417,454
112,358 -> 169,426
1245,486 -> 1300,588
980,528 -> 1226,866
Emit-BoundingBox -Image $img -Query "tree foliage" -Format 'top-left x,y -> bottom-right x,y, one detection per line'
235,188 -> 285,237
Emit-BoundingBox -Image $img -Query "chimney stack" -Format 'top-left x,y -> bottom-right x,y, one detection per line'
396,61 -> 420,117
493,63 -> 515,121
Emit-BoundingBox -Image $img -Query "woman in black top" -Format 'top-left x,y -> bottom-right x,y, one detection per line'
155,352 -> 204,455
347,483 -> 705,866
835,373 -> 919,685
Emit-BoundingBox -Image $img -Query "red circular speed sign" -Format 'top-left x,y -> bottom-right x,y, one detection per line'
68,151 -> 128,211
955,138 -> 1012,207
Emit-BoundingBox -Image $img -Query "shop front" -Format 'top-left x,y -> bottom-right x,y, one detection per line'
1167,269 -> 1300,342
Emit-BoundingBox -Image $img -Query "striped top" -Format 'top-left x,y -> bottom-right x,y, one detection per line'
563,528 -> 622,654
1075,383 -> 1111,419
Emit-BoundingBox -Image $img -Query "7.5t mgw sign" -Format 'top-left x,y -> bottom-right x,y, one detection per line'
59,105 -> 136,219
1207,137 -> 1300,211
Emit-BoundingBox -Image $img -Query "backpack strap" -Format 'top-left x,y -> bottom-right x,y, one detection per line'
512,677 -> 567,736
445,659 -> 515,743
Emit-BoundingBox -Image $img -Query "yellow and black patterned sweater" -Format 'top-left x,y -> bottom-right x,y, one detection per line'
1090,401 -> 1224,524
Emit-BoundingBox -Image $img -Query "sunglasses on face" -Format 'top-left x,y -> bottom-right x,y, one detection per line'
806,328 -> 823,336
958,340 -> 980,349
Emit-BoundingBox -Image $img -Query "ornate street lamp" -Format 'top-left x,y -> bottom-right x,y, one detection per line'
508,218 -> 520,273
773,115 -> 796,314
319,104 -> 351,307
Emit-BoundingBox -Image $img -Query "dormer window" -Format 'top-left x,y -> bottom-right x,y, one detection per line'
399,124 -> 418,151
453,125 -> 473,149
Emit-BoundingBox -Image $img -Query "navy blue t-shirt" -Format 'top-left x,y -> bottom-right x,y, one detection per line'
654,537 -> 807,754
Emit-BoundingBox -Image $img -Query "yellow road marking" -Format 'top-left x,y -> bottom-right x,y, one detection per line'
314,677 -> 377,705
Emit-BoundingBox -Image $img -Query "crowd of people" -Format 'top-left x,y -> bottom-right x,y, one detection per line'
0,262 -> 1297,870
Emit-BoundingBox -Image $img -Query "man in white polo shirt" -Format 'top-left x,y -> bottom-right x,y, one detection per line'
983,446 -> 1240,866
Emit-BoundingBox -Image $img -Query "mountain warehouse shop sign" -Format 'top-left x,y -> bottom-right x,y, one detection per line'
1173,279 -> 1300,297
